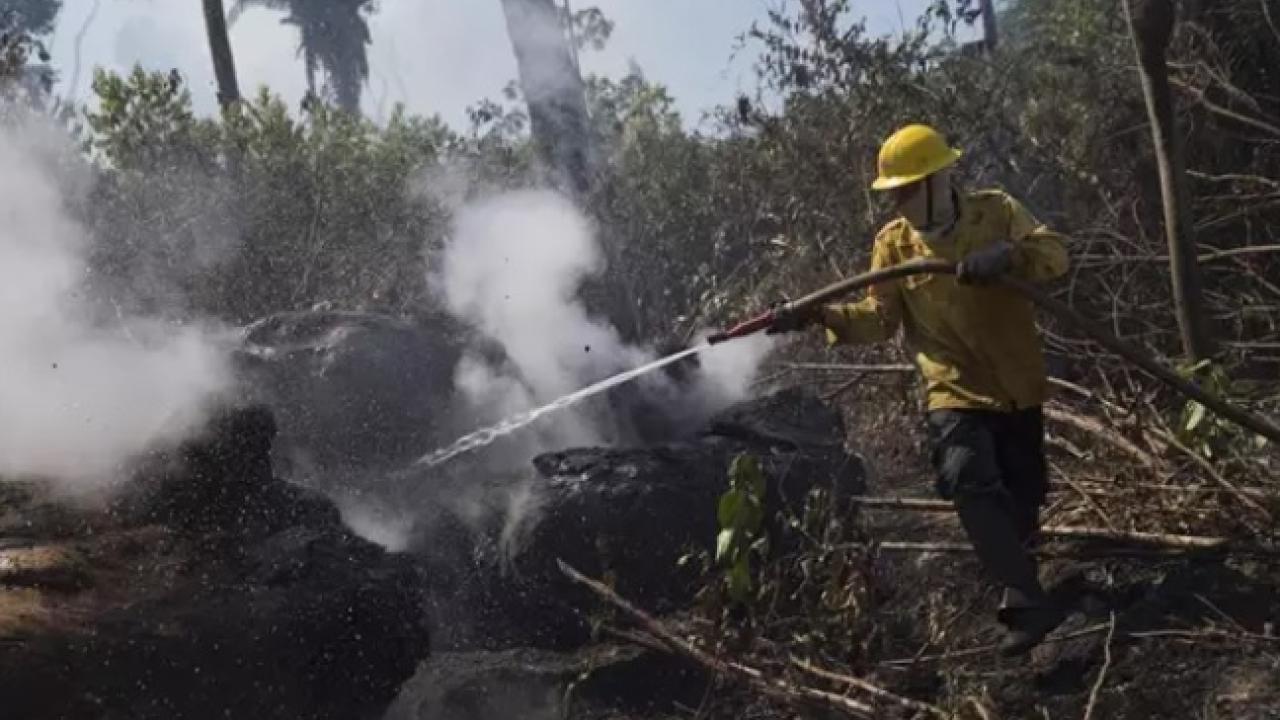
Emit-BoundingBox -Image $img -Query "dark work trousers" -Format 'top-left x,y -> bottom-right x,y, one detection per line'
926,407 -> 1051,625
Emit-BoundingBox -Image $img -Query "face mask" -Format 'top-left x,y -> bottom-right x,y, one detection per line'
894,170 -> 957,240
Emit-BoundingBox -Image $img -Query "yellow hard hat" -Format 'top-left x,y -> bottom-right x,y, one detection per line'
871,124 -> 963,191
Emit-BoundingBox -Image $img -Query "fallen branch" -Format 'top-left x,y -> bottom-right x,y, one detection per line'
1005,274 -> 1280,446
1161,430 -> 1273,521
1083,613 -> 1117,720
851,540 -> 1227,559
881,621 -> 1279,667
784,362 -> 913,374
881,622 -> 1113,666
791,658 -> 948,719
1046,525 -> 1229,549
849,496 -> 953,512
1044,403 -> 1161,468
849,497 -> 1244,550
557,560 -> 878,718
1053,464 -> 1120,531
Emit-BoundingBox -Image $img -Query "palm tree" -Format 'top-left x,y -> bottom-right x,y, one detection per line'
229,0 -> 373,114
3,0 -> 62,36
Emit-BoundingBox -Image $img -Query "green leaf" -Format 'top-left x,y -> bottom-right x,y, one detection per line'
1185,401 -> 1207,432
1179,358 -> 1212,378
718,490 -> 744,528
716,529 -> 736,563
742,500 -> 764,533
727,557 -> 752,602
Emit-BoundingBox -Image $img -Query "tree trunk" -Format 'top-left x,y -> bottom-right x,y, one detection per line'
498,0 -> 593,199
1123,0 -> 1214,361
979,0 -> 998,50
201,0 -> 240,109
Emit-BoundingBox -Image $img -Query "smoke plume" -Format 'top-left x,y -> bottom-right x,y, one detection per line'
437,189 -> 773,463
0,119 -> 232,493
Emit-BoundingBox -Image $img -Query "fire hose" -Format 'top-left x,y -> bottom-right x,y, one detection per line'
707,257 -> 1280,445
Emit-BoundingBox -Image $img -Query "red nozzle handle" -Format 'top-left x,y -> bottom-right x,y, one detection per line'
707,310 -> 776,344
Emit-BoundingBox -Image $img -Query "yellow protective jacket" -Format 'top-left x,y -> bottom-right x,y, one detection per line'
822,189 -> 1069,412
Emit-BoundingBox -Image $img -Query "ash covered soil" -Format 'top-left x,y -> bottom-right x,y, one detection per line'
1,387 -> 1278,719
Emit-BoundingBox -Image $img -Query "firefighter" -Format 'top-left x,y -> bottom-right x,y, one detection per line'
773,123 -> 1070,655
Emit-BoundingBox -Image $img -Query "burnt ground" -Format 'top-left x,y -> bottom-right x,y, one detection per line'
803,361 -> 1280,719
1,379 -> 1278,719
0,407 -> 430,720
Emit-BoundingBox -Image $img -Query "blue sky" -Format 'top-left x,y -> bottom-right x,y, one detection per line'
47,0 -> 970,130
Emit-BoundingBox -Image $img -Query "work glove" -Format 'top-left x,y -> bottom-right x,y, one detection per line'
766,301 -> 822,334
957,241 -> 1015,285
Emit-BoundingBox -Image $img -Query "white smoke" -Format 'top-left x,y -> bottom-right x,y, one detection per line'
437,189 -> 773,460
0,119 -> 232,493
440,190 -> 648,450
337,499 -> 414,553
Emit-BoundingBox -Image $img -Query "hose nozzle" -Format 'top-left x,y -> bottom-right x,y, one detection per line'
707,310 -> 777,344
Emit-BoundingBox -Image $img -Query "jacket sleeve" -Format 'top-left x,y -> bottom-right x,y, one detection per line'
1004,194 -> 1070,283
820,234 -> 904,346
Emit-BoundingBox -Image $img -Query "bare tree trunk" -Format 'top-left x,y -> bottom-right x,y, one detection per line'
979,0 -> 998,50
1123,0 -> 1214,361
201,0 -> 240,109
498,0 -> 593,199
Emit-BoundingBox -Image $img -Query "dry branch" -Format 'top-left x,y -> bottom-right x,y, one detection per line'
849,497 -> 1245,550
881,622 -> 1280,667
1083,613 -> 1117,720
1046,525 -> 1229,548
557,560 -> 879,718
1044,403 -> 1161,468
853,540 -> 1230,559
1005,274 -> 1280,446
791,658 -> 948,719
849,496 -> 953,512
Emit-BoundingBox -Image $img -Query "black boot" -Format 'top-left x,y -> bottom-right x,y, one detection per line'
953,493 -> 1060,653
999,606 -> 1066,656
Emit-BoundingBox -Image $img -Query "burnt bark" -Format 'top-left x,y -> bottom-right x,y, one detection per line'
1123,0 -> 1215,361
979,0 -> 998,50
498,0 -> 593,199
201,0 -> 240,109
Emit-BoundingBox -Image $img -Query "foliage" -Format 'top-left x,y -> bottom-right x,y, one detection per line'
84,67 -> 459,322
715,453 -> 768,604
569,6 -> 614,52
1,0 -> 61,37
8,0 -> 1280,714
1,11 -> 54,110
1176,359 -> 1270,460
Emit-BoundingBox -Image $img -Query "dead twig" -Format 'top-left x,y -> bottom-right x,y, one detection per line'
849,497 -> 1244,549
1044,403 -> 1161,468
1083,612 -> 1117,720
1046,525 -> 1230,549
882,622 -> 1280,667
1005,274 -> 1280,447
850,496 -> 953,512
1051,462 -> 1119,531
852,540 -> 1226,559
1160,429 -> 1274,522
882,622 -> 1113,667
557,560 -> 878,718
790,658 -> 948,719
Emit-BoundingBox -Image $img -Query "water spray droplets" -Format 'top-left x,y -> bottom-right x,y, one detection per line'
413,347 -> 702,468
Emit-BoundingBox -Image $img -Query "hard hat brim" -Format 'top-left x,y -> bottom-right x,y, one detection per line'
871,147 -> 963,191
